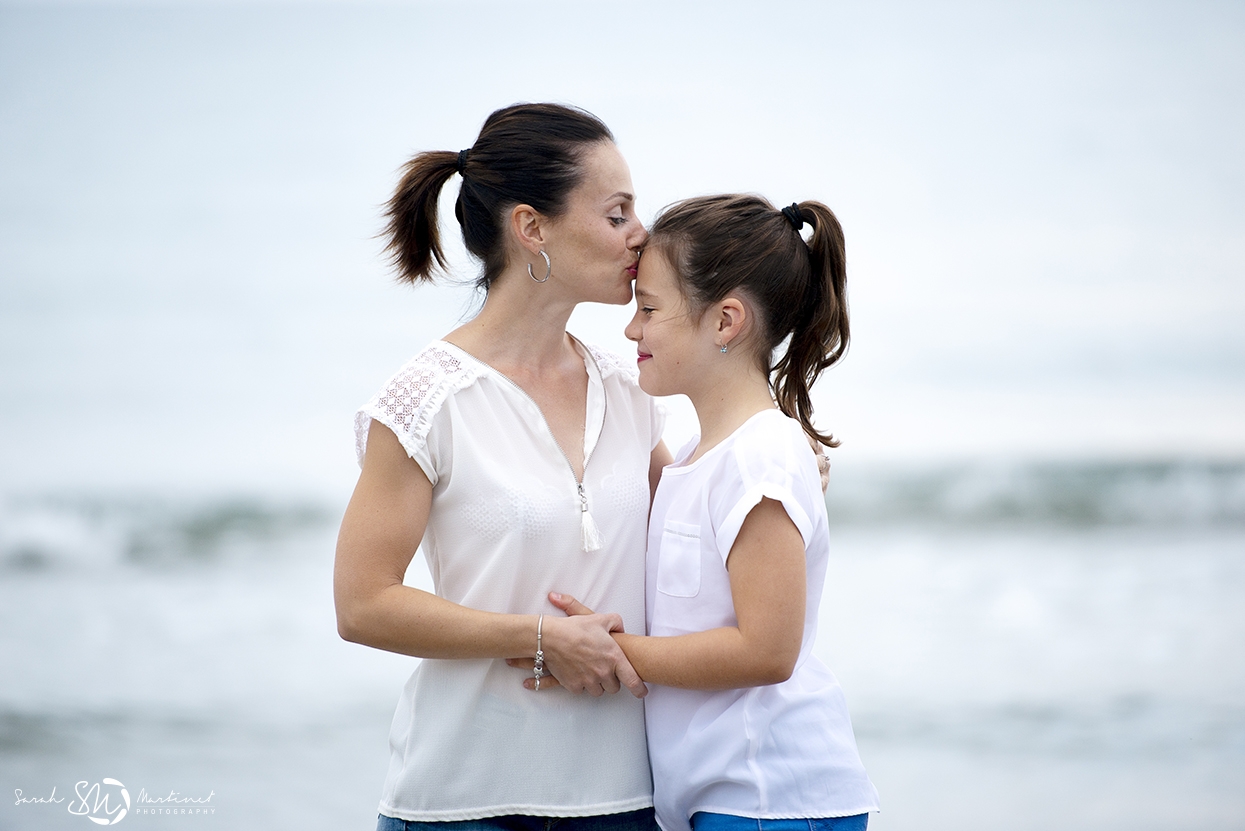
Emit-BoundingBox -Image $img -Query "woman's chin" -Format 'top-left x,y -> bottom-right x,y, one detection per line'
608,283 -> 635,305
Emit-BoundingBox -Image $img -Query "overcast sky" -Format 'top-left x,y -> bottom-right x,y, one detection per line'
1,0 -> 1242,494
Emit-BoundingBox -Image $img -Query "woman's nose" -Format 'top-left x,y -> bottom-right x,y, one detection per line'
630,222 -> 648,249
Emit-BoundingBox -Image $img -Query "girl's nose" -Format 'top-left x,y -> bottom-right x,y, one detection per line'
624,313 -> 642,343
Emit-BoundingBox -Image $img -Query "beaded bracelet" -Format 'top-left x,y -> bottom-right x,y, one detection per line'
533,614 -> 545,691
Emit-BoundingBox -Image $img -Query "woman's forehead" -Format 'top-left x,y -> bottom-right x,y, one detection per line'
576,142 -> 634,201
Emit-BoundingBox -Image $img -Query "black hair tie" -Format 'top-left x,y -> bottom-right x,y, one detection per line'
781,203 -> 804,232
457,148 -> 470,175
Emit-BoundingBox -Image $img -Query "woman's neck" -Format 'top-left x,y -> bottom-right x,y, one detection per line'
444,267 -> 580,375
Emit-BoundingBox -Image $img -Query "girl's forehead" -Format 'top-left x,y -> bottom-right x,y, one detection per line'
636,249 -> 681,294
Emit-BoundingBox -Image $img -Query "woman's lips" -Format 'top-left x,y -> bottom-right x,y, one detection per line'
626,264 -> 638,277
637,352 -> 652,363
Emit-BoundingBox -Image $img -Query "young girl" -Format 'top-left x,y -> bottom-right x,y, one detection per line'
534,194 -> 879,831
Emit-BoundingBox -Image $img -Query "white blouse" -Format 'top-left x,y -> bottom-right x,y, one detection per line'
355,339 -> 663,821
644,410 -> 879,831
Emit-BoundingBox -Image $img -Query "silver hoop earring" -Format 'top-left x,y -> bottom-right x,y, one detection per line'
528,250 -> 551,283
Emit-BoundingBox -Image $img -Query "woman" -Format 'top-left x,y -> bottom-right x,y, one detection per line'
334,103 -> 670,830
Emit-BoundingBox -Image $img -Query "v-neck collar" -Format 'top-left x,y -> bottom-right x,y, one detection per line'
436,336 -> 606,470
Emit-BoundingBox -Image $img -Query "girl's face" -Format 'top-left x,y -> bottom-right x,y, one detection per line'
545,141 -> 646,305
625,248 -> 717,397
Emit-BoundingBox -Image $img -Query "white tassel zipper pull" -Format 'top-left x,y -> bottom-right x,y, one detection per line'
578,482 -> 603,552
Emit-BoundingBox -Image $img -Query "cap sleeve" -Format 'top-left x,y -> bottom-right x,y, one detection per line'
712,415 -> 817,564
354,344 -> 477,486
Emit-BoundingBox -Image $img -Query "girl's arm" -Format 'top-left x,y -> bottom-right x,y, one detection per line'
334,419 -> 647,697
531,496 -> 807,691
649,440 -> 674,500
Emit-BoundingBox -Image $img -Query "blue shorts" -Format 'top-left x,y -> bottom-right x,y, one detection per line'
691,812 -> 868,831
377,808 -> 659,831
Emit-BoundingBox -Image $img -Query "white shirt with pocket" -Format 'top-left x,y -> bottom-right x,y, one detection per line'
355,339 -> 664,821
644,409 -> 879,831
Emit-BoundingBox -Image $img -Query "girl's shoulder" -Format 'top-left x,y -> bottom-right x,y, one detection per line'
717,410 -> 821,505
728,409 -> 810,464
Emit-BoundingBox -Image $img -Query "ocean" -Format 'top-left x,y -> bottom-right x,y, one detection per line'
2,463 -> 1243,829
2,2 -> 1243,829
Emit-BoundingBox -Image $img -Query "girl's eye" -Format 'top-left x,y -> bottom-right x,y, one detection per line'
641,306 -> 656,315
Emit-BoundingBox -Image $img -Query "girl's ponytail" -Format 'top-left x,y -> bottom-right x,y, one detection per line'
382,151 -> 460,284
772,201 -> 849,447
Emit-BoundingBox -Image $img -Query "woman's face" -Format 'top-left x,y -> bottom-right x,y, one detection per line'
544,141 -> 647,305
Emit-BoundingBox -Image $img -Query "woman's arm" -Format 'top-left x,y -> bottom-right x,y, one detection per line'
335,419 -> 647,697
530,497 -> 806,691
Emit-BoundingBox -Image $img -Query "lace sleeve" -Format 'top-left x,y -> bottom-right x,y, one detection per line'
354,345 -> 476,483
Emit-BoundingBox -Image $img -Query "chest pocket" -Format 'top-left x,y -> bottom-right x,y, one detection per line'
656,520 -> 702,598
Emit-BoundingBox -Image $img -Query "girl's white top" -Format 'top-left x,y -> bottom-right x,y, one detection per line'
644,410 -> 879,831
355,339 -> 663,821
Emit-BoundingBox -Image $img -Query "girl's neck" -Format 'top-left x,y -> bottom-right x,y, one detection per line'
685,368 -> 776,464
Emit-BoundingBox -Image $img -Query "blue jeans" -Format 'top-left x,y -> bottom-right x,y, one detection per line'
691,812 -> 868,831
377,808 -> 659,831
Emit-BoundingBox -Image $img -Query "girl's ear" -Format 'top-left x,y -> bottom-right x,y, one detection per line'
509,203 -> 548,257
715,296 -> 749,348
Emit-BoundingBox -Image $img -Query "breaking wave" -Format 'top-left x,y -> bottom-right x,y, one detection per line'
827,459 -> 1245,528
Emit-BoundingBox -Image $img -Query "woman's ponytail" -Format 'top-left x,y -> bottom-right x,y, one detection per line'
382,150 -> 460,284
772,201 -> 849,447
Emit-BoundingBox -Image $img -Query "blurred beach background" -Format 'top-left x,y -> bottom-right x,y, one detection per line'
1,1 -> 1243,829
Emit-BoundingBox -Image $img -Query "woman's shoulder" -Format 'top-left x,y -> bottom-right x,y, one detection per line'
354,341 -> 483,465
370,341 -> 482,408
581,340 -> 640,384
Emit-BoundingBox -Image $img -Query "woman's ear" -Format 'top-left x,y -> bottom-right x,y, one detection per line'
509,203 -> 548,256
716,296 -> 749,348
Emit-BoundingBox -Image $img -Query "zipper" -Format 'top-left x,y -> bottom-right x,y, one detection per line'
474,342 -> 607,550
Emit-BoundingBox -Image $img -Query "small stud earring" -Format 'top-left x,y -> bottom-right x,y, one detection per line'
720,344 -> 728,354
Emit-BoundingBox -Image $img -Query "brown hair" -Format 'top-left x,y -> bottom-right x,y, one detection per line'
646,194 -> 849,446
382,103 -> 614,290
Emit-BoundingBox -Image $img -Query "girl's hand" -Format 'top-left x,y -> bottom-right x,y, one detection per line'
507,594 -> 647,698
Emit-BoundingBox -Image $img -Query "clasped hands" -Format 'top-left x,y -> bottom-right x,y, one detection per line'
505,592 -> 646,698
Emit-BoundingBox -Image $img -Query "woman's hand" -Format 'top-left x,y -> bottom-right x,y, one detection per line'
507,593 -> 647,698
807,435 -> 830,493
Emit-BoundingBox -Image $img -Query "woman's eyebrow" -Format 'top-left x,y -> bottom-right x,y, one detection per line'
607,191 -> 635,202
